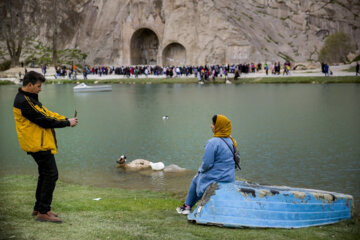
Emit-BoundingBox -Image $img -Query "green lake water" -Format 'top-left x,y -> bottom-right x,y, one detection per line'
0,83 -> 359,210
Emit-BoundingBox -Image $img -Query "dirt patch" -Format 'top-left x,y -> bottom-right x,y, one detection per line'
312,192 -> 335,204
291,191 -> 306,200
258,190 -> 273,198
199,182 -> 219,207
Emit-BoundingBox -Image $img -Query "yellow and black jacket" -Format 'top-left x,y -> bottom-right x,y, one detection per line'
13,88 -> 70,154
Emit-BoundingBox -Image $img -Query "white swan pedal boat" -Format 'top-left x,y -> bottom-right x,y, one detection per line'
73,83 -> 112,92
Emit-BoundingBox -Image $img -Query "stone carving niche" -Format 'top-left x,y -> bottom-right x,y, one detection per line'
162,43 -> 186,66
130,28 -> 159,65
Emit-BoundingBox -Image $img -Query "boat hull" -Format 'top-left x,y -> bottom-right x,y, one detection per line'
73,83 -> 112,92
187,181 -> 353,228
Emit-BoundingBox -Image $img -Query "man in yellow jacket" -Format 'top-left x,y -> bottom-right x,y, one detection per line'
13,71 -> 78,223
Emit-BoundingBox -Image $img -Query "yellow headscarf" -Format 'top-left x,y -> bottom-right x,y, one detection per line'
213,114 -> 239,150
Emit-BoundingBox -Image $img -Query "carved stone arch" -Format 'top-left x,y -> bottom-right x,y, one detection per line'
130,28 -> 159,65
162,42 -> 186,66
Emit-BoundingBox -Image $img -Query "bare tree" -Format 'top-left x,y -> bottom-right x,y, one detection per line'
1,0 -> 85,67
52,0 -> 58,66
49,0 -> 85,66
0,0 -> 38,67
0,0 -> 25,67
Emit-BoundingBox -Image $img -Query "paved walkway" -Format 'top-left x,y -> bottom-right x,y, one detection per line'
0,64 -> 358,82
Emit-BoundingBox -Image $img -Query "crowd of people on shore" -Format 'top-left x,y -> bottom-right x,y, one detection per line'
17,61 -> 360,81
51,61 -> 296,81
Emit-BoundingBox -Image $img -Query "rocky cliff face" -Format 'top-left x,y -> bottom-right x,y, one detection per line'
3,0 -> 360,66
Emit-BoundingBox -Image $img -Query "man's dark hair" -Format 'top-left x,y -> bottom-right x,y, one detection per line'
23,71 -> 46,86
212,115 -> 217,125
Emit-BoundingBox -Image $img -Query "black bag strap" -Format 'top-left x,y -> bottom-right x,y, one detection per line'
220,137 -> 234,155
220,138 -> 241,169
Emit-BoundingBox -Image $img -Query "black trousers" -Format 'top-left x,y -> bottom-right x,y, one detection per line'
29,150 -> 58,214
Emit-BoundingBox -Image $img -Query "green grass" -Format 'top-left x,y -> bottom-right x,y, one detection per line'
277,52 -> 294,62
0,60 -> 11,71
343,66 -> 357,72
0,175 -> 359,240
233,76 -> 360,84
0,80 -> 15,85
352,55 -> 360,62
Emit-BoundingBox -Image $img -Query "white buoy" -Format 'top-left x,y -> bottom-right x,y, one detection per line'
162,116 -> 169,120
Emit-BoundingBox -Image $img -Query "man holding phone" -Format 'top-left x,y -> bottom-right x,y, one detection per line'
13,71 -> 78,223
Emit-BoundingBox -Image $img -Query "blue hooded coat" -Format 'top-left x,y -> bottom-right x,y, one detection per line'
195,137 -> 236,197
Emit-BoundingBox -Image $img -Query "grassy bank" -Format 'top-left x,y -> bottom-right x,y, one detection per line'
233,76 -> 360,84
1,76 -> 360,85
0,80 -> 15,85
0,175 -> 359,240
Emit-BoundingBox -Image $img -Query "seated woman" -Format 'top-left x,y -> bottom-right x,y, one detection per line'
176,114 -> 238,214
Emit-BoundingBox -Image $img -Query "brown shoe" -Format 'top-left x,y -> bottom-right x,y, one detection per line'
32,210 -> 58,217
36,212 -> 62,223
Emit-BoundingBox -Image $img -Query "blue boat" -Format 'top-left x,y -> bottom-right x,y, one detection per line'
187,181 -> 354,228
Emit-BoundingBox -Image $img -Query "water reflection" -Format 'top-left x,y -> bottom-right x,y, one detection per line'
113,167 -> 194,193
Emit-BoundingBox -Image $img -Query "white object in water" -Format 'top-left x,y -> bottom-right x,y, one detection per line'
73,83 -> 112,92
149,162 -> 165,171
162,116 -> 169,120
93,197 -> 101,201
163,164 -> 186,172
